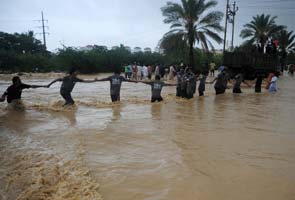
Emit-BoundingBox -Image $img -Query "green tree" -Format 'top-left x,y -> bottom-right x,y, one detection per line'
240,14 -> 285,47
161,0 -> 223,68
277,30 -> 295,54
0,31 -> 49,72
277,30 -> 295,71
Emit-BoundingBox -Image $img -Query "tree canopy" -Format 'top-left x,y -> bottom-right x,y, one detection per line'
160,0 -> 223,69
240,14 -> 285,46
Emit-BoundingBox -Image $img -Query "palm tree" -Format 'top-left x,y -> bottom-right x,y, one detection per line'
240,14 -> 285,49
277,30 -> 295,54
277,30 -> 295,71
161,0 -> 223,68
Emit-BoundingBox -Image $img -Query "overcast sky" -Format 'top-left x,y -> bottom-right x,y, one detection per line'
0,0 -> 294,51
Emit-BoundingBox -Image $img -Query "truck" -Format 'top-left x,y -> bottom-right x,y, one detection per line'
223,51 -> 279,80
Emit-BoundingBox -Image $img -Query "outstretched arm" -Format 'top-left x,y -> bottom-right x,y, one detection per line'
47,78 -> 63,87
0,92 -> 7,102
242,80 -> 252,87
228,79 -> 234,85
164,83 -> 177,86
80,79 -> 97,83
30,84 -> 49,88
125,79 -> 138,83
74,77 -> 97,83
138,81 -> 152,85
21,83 -> 48,89
95,77 -> 110,82
208,78 -> 217,84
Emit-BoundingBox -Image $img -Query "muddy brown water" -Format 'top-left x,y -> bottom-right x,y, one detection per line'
0,73 -> 295,200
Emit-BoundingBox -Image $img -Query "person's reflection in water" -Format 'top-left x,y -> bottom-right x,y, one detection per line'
0,107 -> 27,132
213,94 -> 228,120
112,104 -> 122,121
196,97 -> 206,121
50,109 -> 77,126
150,103 -> 163,120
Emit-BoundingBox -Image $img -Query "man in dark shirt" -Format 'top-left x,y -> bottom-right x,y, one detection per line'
47,68 -> 96,105
176,69 -> 184,97
139,75 -> 176,102
186,72 -> 197,99
96,69 -> 137,102
197,72 -> 208,96
255,74 -> 264,93
232,73 -> 251,93
211,71 -> 227,95
0,76 -> 48,103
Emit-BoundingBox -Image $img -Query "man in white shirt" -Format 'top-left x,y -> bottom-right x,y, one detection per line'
142,65 -> 148,79
137,65 -> 142,80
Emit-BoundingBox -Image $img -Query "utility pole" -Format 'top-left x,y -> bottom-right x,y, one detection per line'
41,11 -> 47,49
36,11 -> 49,50
223,0 -> 230,54
229,1 -> 238,51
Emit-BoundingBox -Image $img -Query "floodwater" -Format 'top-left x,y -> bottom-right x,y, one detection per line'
0,73 -> 295,200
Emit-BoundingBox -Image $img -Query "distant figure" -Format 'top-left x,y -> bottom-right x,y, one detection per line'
47,68 -> 96,106
268,71 -> 280,93
139,75 -> 176,102
96,69 -> 137,102
168,66 -> 176,80
137,65 -> 142,80
155,65 -> 160,77
124,65 -> 129,79
132,64 -> 138,80
210,62 -> 216,77
0,76 -> 48,104
124,64 -> 132,79
142,65 -> 148,80
147,65 -> 153,80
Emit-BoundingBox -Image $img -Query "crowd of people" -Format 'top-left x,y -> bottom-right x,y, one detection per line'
0,63 -> 282,107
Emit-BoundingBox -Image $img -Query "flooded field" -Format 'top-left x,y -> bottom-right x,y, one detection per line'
0,73 -> 295,200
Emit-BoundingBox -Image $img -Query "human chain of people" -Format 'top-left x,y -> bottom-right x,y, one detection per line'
0,63 -> 282,108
